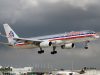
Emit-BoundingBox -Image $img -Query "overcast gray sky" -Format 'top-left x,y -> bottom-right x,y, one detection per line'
0,0 -> 100,70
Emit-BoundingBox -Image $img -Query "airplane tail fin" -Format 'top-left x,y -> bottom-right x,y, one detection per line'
3,24 -> 19,43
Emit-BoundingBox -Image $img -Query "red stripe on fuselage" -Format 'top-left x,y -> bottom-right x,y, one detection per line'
49,34 -> 95,41
15,43 -> 27,46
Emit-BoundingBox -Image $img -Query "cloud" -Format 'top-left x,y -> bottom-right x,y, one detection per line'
0,0 -> 39,24
0,0 -> 100,25
64,0 -> 99,9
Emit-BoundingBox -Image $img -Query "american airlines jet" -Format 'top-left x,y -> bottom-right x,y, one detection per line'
0,24 -> 99,54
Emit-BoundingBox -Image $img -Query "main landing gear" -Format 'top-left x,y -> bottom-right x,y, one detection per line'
38,46 -> 57,54
84,46 -> 88,49
51,46 -> 57,54
38,47 -> 44,54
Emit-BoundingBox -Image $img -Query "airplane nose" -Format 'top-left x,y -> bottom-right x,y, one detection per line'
95,35 -> 100,39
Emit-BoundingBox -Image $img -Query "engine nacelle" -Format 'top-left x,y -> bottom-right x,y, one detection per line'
39,40 -> 63,48
40,41 -> 52,47
50,40 -> 63,45
61,43 -> 75,49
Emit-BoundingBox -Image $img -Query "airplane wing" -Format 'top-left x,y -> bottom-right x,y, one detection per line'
13,37 -> 43,45
13,37 -> 43,42
0,33 -> 43,46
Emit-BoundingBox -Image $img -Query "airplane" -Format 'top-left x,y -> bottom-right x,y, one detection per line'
0,24 -> 99,54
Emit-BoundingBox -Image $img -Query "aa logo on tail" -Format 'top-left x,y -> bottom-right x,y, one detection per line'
9,31 -> 14,38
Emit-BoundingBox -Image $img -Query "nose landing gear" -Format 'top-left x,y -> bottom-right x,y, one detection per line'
84,41 -> 89,49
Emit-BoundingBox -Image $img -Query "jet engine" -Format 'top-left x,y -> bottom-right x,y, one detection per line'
61,43 -> 75,49
40,41 -> 52,47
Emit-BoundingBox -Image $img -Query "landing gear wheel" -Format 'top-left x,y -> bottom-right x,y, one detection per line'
38,47 -> 44,54
84,46 -> 88,49
51,51 -> 57,54
38,51 -> 42,54
84,41 -> 89,49
38,50 -> 44,54
41,50 -> 44,53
